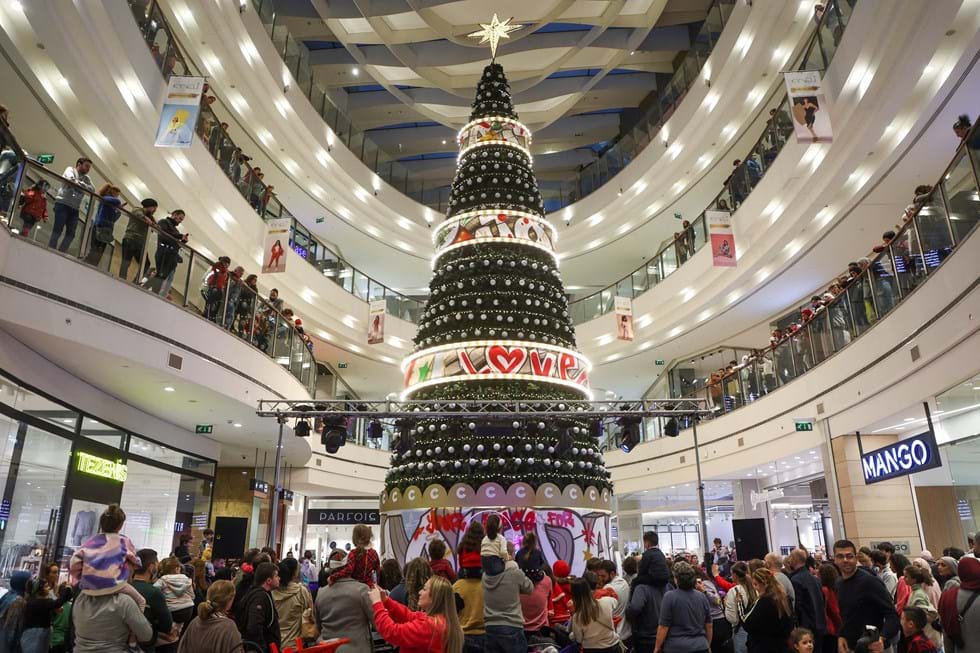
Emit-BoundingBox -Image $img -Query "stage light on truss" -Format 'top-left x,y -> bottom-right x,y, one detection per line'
320,415 -> 349,454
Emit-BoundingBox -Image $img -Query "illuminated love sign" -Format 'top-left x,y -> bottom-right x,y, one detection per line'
861,431 -> 941,484
76,452 -> 128,482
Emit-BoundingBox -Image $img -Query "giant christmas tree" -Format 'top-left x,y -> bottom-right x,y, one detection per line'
381,19 -> 612,570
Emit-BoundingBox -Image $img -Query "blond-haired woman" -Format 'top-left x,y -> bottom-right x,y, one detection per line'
368,575 -> 463,653
742,568 -> 794,653
177,580 -> 242,653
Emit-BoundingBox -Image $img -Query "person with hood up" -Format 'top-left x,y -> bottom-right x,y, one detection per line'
940,556 -> 980,653
0,570 -> 31,653
177,580 -> 242,653
936,556 -> 960,592
482,549 -> 533,653
271,558 -> 313,645
154,556 -> 196,644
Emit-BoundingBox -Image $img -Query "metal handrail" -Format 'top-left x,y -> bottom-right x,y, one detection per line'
128,0 -> 425,322
568,0 -> 857,324
1,157 -> 319,395
664,122 -> 980,420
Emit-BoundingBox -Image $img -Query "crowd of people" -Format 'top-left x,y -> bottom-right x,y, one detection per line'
3,505 -> 977,653
691,114 -> 978,408
0,104 -> 315,358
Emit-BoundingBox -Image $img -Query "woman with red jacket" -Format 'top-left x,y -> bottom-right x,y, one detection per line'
369,575 -> 463,653
819,563 -> 842,653
17,179 -> 49,236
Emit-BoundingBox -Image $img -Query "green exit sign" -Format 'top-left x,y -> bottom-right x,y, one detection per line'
794,420 -> 814,432
36,153 -> 55,164
655,359 -> 665,366
195,424 -> 213,434
337,363 -> 348,369
315,217 -> 325,224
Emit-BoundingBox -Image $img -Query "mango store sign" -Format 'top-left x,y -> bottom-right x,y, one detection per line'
861,431 -> 941,485
77,452 -> 128,482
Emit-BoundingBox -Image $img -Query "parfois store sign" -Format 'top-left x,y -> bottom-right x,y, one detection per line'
861,431 -> 941,484
307,509 -> 380,525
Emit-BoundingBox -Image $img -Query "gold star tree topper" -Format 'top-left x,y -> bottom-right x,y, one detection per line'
467,14 -> 523,60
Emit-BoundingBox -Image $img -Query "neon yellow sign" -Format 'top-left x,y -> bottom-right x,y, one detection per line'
76,452 -> 128,482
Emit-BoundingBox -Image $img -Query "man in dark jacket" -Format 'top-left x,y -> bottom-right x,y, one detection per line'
236,561 -> 281,652
626,580 -> 666,652
118,198 -> 158,282
130,548 -> 173,653
834,539 -> 899,653
149,209 -> 188,296
789,548 -> 826,653
632,531 -> 670,589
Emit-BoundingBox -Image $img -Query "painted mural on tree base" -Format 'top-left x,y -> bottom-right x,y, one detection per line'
379,482 -> 612,575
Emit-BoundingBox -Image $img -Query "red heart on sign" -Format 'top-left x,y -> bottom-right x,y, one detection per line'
486,345 -> 527,374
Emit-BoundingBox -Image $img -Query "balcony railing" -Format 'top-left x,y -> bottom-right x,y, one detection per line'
247,0 -> 738,214
654,124 -> 980,433
128,0 -> 425,323
0,159 -> 319,396
569,0 -> 857,325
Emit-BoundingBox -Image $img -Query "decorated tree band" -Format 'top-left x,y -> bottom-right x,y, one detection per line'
401,341 -> 592,399
457,116 -> 533,161
433,209 -> 557,261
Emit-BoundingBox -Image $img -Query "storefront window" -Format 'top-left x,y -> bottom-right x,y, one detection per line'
935,372 -> 980,443
304,499 -> 380,565
80,417 -> 126,448
0,371 -> 216,585
130,435 -> 216,476
0,375 -> 79,432
282,493 -> 306,559
0,419 -> 72,582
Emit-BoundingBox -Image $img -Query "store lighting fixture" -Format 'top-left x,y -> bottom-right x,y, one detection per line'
163,386 -> 175,392
233,423 -> 242,428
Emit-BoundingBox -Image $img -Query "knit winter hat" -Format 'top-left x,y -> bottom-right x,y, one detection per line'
940,556 -> 959,577
553,560 -> 571,577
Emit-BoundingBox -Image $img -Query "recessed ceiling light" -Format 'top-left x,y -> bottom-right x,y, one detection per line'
234,423 -> 243,428
164,386 -> 175,392
352,67 -> 359,76
441,139 -> 447,145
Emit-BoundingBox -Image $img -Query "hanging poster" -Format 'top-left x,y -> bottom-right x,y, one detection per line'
261,218 -> 291,274
368,299 -> 386,345
614,296 -> 634,341
783,70 -> 833,144
154,76 -> 206,148
707,210 -> 737,267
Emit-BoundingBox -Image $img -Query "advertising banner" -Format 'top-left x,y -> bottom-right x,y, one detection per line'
614,296 -> 634,341
707,210 -> 737,267
261,218 -> 291,274
154,76 -> 206,148
368,299 -> 386,345
784,70 -> 833,144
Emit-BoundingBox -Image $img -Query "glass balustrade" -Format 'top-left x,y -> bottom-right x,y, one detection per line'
247,0 -> 736,213
0,159 -> 319,395
656,123 -> 979,430
126,0 -> 426,321
569,0 -> 857,323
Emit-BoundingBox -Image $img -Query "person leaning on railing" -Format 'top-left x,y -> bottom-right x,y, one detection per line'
147,209 -> 189,297
118,198 -> 159,283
